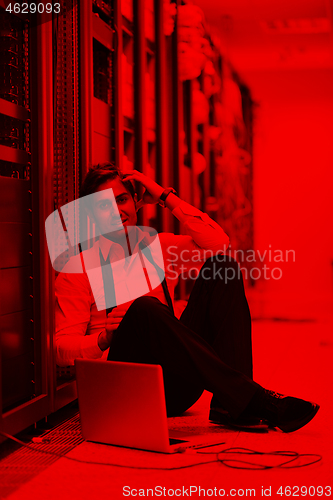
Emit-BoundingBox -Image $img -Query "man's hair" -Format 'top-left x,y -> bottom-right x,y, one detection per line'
80,162 -> 136,200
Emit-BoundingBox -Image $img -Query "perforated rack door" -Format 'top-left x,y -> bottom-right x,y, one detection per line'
52,1 -> 81,395
53,0 -> 81,273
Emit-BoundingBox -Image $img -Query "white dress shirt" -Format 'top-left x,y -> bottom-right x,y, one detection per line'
55,200 -> 229,366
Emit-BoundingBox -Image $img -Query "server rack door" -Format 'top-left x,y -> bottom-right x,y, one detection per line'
0,7 -> 53,436
52,0 -> 81,410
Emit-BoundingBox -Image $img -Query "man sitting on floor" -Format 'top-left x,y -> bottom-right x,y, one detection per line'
54,162 -> 319,432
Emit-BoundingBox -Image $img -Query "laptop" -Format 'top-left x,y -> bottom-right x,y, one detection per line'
75,359 -> 225,454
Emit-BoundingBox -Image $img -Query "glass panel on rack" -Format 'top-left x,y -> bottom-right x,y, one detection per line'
121,0 -> 133,25
145,0 -> 156,216
93,39 -> 113,106
145,59 -> 156,225
0,9 -> 29,108
196,123 -> 204,211
122,20 -> 134,169
145,70 -> 155,143
122,32 -> 134,127
193,76 -> 207,210
123,131 -> 134,172
146,144 -> 157,227
144,0 -> 155,44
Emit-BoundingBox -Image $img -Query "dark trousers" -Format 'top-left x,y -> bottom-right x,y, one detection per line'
107,256 -> 263,418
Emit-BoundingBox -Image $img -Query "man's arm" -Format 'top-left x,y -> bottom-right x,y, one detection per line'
122,169 -> 229,253
165,193 -> 229,253
55,267 -> 105,366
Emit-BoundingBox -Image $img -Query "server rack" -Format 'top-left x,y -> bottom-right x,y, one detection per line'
0,0 -> 254,434
0,8 -> 54,436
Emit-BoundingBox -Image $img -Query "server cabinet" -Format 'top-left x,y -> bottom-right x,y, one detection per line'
0,8 -> 54,435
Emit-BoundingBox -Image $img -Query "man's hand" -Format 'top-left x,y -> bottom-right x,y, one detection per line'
122,170 -> 164,210
98,305 -> 129,351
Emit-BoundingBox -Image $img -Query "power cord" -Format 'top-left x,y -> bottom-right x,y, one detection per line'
196,447 -> 322,470
0,431 -> 322,471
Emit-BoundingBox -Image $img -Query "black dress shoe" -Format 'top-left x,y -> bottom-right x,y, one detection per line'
209,407 -> 269,432
258,390 -> 320,433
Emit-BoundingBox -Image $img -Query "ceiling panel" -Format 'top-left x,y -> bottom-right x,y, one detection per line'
193,0 -> 333,71
194,0 -> 328,22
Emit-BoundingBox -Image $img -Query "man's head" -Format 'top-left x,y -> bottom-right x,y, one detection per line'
80,162 -> 136,200
80,163 -> 138,238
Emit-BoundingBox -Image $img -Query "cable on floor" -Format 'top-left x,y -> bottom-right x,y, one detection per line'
0,431 -> 322,471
